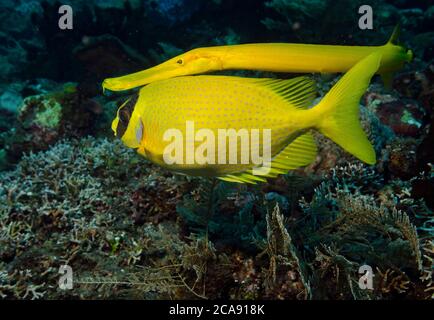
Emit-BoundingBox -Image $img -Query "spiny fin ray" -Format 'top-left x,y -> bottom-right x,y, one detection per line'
254,77 -> 317,109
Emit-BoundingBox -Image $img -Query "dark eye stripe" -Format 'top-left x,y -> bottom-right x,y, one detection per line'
119,109 -> 130,123
116,93 -> 139,138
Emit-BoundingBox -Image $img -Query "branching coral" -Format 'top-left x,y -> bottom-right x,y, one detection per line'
0,138 -> 193,299
74,223 -> 230,299
293,161 -> 432,299
177,180 -> 267,251
335,193 -> 422,271
260,204 -> 311,299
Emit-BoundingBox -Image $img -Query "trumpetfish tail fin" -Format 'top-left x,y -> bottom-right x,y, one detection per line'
387,24 -> 401,45
380,24 -> 413,88
381,24 -> 399,88
312,52 -> 382,165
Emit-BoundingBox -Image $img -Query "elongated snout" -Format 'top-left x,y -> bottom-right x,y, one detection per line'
103,47 -> 225,92
103,59 -> 185,91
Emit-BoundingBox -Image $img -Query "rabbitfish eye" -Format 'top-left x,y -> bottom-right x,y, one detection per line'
119,109 -> 130,124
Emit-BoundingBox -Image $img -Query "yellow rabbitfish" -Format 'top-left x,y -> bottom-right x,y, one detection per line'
112,53 -> 381,184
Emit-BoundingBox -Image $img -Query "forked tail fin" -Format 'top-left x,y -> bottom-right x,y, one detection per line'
381,24 -> 399,87
381,24 -> 413,87
313,52 -> 382,165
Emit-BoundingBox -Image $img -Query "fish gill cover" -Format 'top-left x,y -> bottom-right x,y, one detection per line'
0,0 -> 433,301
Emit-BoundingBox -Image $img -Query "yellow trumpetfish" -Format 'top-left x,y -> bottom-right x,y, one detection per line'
111,52 -> 381,184
103,26 -> 411,92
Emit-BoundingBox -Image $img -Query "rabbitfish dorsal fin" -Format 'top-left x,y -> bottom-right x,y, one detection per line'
252,76 -> 317,109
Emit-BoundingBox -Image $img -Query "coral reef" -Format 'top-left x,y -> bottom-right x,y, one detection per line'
0,138 -> 188,298
0,137 -> 432,299
0,80 -> 114,169
0,0 -> 433,301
